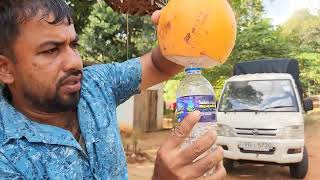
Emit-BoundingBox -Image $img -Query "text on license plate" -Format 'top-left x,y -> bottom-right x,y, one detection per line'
238,142 -> 273,151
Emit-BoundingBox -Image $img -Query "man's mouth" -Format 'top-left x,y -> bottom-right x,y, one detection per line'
60,75 -> 82,94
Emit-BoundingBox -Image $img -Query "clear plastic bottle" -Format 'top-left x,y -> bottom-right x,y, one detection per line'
176,67 -> 217,175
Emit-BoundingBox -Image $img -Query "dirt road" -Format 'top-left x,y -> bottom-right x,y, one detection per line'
128,112 -> 320,180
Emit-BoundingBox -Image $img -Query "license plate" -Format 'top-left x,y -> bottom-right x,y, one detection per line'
239,142 -> 273,151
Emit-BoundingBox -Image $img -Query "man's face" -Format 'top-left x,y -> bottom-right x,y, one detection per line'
11,14 -> 83,113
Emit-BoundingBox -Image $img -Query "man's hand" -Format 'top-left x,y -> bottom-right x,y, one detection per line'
151,10 -> 161,25
140,10 -> 183,90
152,111 -> 226,180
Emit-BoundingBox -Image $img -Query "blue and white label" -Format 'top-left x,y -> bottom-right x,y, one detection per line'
176,95 -> 216,123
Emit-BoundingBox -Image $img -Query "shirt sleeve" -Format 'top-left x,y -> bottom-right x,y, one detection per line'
0,153 -> 22,180
83,58 -> 142,106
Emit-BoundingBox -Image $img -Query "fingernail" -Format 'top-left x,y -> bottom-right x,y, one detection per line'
193,110 -> 201,117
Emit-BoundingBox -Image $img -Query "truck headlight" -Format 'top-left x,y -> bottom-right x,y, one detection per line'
283,125 -> 304,139
217,124 -> 235,137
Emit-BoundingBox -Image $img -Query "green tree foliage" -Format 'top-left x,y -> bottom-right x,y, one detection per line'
229,0 -> 264,26
202,0 -> 291,98
281,9 -> 320,53
79,2 -> 156,63
74,1 -> 319,99
229,19 -> 291,63
163,80 -> 179,102
280,10 -> 320,95
296,53 -> 320,95
163,0 -> 292,101
65,0 -> 96,33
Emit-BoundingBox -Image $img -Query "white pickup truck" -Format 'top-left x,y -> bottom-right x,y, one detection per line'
216,59 -> 313,179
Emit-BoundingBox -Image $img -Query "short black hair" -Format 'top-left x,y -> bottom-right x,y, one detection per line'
0,0 -> 73,61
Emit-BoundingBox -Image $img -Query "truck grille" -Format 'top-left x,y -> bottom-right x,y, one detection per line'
234,128 -> 279,138
239,147 -> 276,155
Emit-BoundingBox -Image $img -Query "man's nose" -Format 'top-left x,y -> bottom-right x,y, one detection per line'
61,47 -> 83,72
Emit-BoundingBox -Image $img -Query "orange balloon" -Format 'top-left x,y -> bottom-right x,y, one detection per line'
157,0 -> 237,68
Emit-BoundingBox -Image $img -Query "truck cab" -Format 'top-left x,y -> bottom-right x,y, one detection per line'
216,59 -> 313,179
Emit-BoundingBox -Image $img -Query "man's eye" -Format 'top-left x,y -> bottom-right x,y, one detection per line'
43,48 -> 58,54
71,42 -> 80,49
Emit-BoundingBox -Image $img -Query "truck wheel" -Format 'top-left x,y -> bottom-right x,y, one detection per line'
289,146 -> 308,179
223,158 -> 234,172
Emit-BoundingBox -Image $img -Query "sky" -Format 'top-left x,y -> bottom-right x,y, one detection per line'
263,0 -> 320,25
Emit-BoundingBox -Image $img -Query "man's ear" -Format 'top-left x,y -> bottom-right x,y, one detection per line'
0,55 -> 14,84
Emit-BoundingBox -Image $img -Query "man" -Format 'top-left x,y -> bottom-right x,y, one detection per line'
0,0 -> 225,179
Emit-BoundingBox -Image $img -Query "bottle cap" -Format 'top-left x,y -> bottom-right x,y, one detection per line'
185,67 -> 202,74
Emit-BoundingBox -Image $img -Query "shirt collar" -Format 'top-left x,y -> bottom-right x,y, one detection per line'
0,88 -> 82,150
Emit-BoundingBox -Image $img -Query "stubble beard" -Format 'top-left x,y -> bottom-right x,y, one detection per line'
23,85 -> 80,113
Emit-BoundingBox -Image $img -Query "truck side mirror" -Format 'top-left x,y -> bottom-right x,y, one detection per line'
303,98 -> 313,112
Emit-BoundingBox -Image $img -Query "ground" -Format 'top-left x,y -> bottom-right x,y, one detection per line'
126,111 -> 320,180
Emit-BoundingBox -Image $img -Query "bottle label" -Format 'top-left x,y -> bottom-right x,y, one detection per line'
176,95 -> 216,123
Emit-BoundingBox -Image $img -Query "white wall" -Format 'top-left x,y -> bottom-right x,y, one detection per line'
116,83 -> 164,131
116,97 -> 134,129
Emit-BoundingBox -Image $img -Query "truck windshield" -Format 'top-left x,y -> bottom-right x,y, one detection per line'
218,80 -> 299,112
